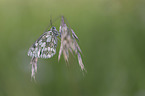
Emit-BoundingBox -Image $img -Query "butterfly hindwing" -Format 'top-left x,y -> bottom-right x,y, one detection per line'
28,29 -> 58,58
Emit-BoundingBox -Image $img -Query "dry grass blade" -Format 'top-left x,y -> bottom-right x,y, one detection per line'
58,16 -> 86,71
30,57 -> 38,80
77,52 -> 86,71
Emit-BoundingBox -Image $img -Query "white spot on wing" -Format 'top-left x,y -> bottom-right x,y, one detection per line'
38,39 -> 42,43
41,42 -> 46,47
48,47 -> 50,51
35,43 -> 38,46
48,54 -> 51,58
54,40 -> 56,44
38,49 -> 41,57
45,48 -> 47,51
50,48 -> 53,51
46,36 -> 52,42
43,54 -> 46,58
53,49 -> 56,53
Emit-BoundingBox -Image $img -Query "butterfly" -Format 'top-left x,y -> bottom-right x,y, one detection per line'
28,26 -> 60,58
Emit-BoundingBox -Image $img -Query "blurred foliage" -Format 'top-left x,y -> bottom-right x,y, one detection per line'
0,0 -> 145,96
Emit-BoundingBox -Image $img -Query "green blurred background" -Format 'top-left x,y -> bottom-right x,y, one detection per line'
0,0 -> 145,96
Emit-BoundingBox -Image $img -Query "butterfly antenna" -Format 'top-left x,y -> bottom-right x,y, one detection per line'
50,16 -> 53,27
44,16 -> 61,32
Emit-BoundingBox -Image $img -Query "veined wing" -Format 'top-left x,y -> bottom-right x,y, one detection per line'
28,30 -> 58,58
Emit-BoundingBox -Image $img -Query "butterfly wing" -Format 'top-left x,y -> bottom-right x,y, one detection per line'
28,31 -> 57,58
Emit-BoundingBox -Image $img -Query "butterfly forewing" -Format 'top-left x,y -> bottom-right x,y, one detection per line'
28,29 -> 58,58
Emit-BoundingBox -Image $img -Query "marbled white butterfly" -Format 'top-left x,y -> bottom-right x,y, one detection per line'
28,26 -> 60,58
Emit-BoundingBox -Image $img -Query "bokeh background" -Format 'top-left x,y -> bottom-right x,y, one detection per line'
0,0 -> 145,96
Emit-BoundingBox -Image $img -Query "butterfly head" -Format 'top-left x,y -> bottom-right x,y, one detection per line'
51,26 -> 59,36
51,26 -> 57,31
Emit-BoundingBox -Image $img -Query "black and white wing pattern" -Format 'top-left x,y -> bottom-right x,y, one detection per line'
28,27 -> 58,58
